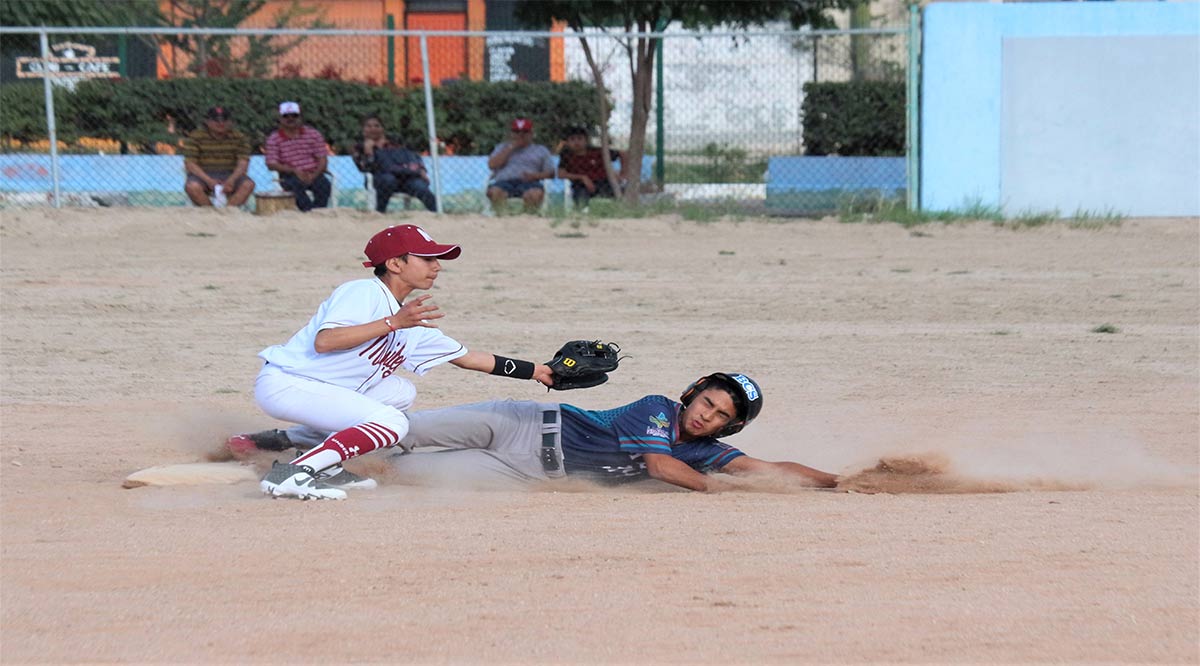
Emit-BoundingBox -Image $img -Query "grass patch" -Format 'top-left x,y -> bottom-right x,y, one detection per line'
679,200 -> 747,222
1067,207 -> 1125,229
990,329 -> 1013,336
555,231 -> 588,239
202,284 -> 220,290
994,208 -> 1058,229
831,195 -> 1124,231
584,197 -> 678,219
1090,323 -> 1119,334
186,231 -> 216,238
836,194 -> 959,227
957,198 -> 1006,222
718,250 -> 736,256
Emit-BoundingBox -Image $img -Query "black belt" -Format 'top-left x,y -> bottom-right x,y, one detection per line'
541,409 -> 561,473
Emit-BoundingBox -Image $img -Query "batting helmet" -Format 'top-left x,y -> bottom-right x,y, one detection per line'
679,372 -> 763,438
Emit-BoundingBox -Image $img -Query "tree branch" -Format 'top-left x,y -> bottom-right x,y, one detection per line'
572,24 -> 623,197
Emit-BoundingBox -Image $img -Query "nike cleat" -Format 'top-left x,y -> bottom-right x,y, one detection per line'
315,465 -> 378,491
260,461 -> 346,500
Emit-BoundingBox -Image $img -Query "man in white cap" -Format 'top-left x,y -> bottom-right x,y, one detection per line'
264,101 -> 331,211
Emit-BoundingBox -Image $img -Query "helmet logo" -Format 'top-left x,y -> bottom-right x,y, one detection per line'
730,374 -> 759,401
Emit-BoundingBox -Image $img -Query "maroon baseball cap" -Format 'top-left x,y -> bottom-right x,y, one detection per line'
511,117 -> 533,131
362,225 -> 461,267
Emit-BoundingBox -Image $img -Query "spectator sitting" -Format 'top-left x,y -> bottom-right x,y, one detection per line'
264,101 -> 331,212
486,117 -> 555,214
181,105 -> 255,207
352,115 -> 436,213
558,125 -> 624,208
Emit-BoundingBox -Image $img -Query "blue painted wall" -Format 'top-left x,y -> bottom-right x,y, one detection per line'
922,2 -> 1200,216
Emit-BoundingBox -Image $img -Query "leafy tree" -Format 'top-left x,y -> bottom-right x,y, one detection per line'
0,0 -> 326,79
0,0 -> 158,55
158,0 -> 331,78
515,0 -> 855,202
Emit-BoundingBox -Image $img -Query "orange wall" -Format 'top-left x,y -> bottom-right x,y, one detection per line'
157,0 -> 564,84
405,12 -> 466,85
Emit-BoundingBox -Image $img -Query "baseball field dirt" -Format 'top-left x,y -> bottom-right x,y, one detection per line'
2,207 -> 1196,663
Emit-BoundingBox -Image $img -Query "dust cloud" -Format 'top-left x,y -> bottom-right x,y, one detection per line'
834,428 -> 1195,494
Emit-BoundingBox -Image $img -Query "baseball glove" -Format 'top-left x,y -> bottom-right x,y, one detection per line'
545,340 -> 622,390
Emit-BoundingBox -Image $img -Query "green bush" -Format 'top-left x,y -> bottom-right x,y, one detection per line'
434,79 -> 604,155
0,82 -> 78,145
801,81 -> 905,156
2,77 -> 605,156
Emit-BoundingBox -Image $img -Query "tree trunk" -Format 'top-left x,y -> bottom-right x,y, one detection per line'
573,27 -> 623,198
850,3 -> 871,81
622,22 -> 657,203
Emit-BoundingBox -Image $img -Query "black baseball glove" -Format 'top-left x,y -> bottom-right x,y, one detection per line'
545,340 -> 622,390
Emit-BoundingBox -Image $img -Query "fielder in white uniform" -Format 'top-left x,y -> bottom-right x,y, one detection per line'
255,224 -> 554,500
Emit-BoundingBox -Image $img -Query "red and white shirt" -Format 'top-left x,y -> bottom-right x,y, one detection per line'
265,125 -> 328,172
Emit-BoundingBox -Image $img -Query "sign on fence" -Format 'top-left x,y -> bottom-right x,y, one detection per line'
15,42 -> 120,86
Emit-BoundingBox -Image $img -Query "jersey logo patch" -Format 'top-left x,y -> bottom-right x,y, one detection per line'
360,336 -> 408,378
649,412 -> 669,428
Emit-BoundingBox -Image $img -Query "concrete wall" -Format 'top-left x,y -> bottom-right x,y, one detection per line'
922,2 -> 1200,216
563,23 -> 817,153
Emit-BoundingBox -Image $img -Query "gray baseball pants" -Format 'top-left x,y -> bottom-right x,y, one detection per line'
386,399 -> 565,487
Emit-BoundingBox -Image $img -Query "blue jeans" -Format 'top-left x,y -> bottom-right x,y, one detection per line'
374,172 -> 437,213
280,173 -> 331,212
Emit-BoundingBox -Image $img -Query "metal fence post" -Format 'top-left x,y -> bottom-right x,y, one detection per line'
386,14 -> 395,87
39,30 -> 62,208
419,33 -> 444,214
906,5 -> 922,213
117,34 -> 128,78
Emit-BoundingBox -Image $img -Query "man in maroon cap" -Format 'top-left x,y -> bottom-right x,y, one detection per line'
246,225 -> 557,500
486,117 -> 556,214
181,106 -> 255,207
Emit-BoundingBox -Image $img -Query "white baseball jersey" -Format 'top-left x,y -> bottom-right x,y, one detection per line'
259,278 -> 467,396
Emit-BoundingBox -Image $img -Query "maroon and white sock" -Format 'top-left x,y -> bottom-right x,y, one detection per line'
290,422 -> 401,473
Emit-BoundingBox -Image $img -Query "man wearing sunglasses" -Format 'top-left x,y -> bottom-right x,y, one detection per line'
265,101 -> 332,212
486,117 -> 555,215
181,106 -> 255,207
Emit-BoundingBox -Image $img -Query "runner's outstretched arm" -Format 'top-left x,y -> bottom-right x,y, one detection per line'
721,456 -> 839,488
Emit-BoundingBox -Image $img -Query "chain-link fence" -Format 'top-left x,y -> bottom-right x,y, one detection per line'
0,24 -> 912,215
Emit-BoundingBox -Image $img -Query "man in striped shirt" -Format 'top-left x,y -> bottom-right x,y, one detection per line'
182,106 -> 255,207
265,101 -> 331,212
